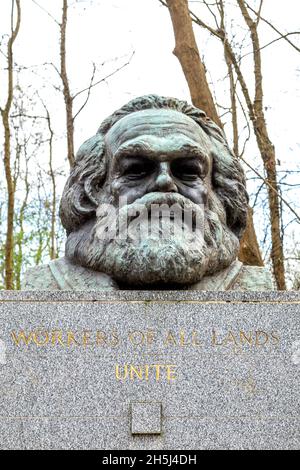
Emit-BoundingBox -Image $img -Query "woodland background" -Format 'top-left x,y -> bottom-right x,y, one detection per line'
0,0 -> 299,290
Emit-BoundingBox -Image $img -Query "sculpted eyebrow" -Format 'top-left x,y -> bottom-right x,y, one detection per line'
115,142 -> 209,162
114,143 -> 152,159
180,144 -> 209,162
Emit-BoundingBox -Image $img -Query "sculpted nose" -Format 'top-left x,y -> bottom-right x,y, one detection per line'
153,162 -> 178,193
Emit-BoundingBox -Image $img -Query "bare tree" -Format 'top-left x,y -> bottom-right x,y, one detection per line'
236,0 -> 286,289
243,1 -> 300,55
42,102 -> 57,259
60,0 -> 75,166
32,0 -> 134,168
0,0 -> 21,289
58,0 -> 134,166
159,0 -> 264,268
162,0 -> 222,126
185,0 -> 286,288
14,146 -> 30,290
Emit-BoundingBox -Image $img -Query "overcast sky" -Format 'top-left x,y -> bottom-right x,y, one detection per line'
1,0 -> 299,153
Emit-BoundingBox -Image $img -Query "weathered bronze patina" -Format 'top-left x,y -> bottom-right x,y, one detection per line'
24,95 -> 272,290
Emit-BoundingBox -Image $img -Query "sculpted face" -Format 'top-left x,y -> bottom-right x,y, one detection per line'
65,108 -> 240,287
104,109 -> 212,207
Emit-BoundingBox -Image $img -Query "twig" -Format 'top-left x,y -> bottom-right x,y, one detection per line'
245,0 -> 300,53
239,155 -> 300,224
31,0 -> 60,25
72,51 -> 135,120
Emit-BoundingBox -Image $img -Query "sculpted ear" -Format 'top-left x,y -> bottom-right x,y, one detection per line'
59,135 -> 107,234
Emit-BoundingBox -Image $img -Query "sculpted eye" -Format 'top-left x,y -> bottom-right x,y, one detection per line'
171,159 -> 202,181
122,159 -> 155,180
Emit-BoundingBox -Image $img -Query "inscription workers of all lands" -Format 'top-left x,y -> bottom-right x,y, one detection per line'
11,327 -> 280,382
23,95 -> 273,291
1,290 -> 298,449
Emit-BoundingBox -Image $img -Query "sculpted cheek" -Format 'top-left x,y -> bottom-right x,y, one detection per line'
110,180 -> 122,197
180,184 -> 209,206
109,180 -> 145,206
198,179 -> 211,205
201,186 -> 209,205
108,180 -> 130,204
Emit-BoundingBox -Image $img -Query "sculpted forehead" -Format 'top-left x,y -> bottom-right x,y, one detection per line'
105,109 -> 211,154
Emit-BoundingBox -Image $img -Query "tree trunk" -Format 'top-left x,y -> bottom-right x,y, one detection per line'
0,0 -> 21,290
163,0 -> 263,267
239,207 -> 264,266
60,0 -> 75,167
254,122 -> 285,287
46,108 -> 57,259
15,149 -> 30,290
165,0 -> 222,127
237,0 -> 285,289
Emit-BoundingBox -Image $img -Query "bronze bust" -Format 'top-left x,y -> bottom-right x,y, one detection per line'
23,95 -> 273,290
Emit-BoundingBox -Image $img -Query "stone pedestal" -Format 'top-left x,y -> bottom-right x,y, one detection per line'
0,291 -> 299,450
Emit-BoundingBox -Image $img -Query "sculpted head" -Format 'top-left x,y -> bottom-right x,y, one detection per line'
60,95 -> 248,287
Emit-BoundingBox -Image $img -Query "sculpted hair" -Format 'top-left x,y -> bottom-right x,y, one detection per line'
60,94 -> 249,238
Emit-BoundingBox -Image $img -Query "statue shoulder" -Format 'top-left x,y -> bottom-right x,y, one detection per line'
22,257 -> 118,291
22,263 -> 60,290
232,265 -> 274,291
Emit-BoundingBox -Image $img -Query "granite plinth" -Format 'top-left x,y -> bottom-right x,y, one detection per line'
0,291 -> 299,450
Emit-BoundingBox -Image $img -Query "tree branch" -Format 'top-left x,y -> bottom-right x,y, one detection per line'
245,0 -> 300,53
240,155 -> 300,224
72,51 -> 135,121
31,0 -> 60,25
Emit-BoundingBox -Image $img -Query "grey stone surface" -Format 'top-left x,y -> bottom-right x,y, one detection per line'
131,402 -> 162,435
0,290 -> 299,449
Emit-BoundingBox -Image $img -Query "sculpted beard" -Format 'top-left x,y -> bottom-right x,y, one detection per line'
65,190 -> 240,287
